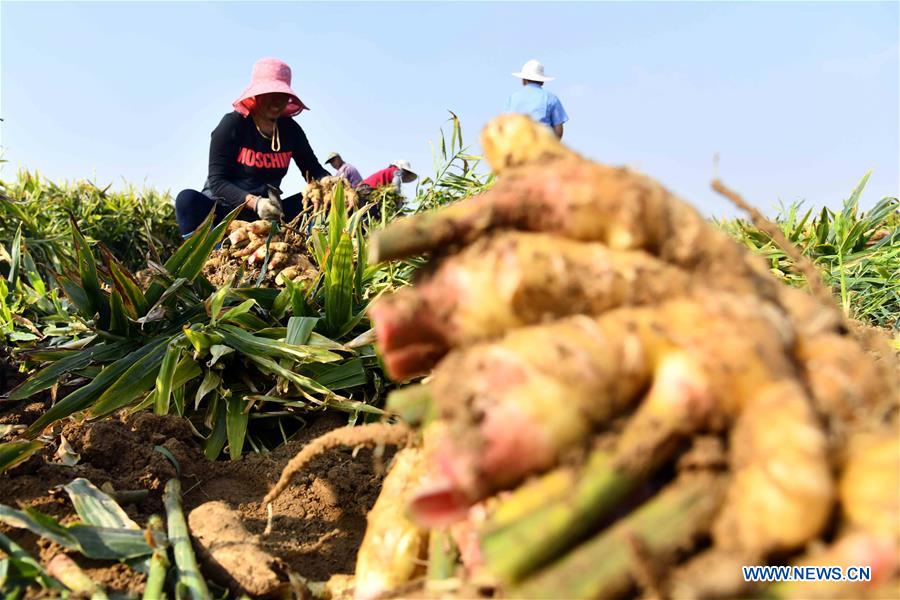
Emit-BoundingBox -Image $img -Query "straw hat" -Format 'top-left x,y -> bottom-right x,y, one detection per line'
392,160 -> 418,183
233,58 -> 308,117
512,59 -> 554,82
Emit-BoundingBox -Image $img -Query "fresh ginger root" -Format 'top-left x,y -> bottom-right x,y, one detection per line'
204,220 -> 319,287
840,429 -> 900,541
370,231 -> 696,379
713,380 -> 834,556
304,176 -> 360,214
350,115 -> 897,598
410,293 -> 801,523
353,447 -> 430,600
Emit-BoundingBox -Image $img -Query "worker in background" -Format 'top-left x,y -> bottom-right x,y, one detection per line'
175,57 -> 328,236
324,152 -> 363,188
361,160 -> 418,194
504,59 -> 569,139
358,160 -> 417,221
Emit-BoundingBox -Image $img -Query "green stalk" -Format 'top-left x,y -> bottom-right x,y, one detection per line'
368,200 -> 479,263
163,479 -> 209,600
511,473 -> 725,599
143,515 -> 169,600
386,384 -> 432,426
427,529 -> 459,581
480,450 -> 638,583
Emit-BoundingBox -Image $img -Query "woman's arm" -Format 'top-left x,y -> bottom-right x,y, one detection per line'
288,120 -> 330,182
207,113 -> 255,208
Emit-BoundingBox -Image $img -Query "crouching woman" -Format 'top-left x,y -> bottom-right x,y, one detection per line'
175,57 -> 329,236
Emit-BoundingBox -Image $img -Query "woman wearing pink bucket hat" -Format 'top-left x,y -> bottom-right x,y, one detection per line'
175,57 -> 329,236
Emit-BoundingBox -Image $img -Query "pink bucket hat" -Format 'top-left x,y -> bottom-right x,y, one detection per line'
232,58 -> 308,117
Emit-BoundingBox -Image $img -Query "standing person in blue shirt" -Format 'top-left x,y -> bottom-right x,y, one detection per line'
504,59 -> 569,139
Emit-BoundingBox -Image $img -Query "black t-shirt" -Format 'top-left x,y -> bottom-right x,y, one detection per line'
201,112 -> 329,208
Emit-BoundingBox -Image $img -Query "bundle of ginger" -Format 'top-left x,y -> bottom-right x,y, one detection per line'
202,219 -> 317,287
264,115 -> 899,600
304,175 -> 360,213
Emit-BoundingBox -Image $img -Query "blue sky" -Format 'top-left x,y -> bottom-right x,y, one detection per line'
1,1 -> 897,217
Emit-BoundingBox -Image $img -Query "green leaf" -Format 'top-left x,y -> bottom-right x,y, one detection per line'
207,344 -> 234,367
307,332 -> 347,351
163,479 -> 210,600
328,180 -> 348,254
0,531 -> 62,591
219,299 -> 256,324
206,285 -> 231,325
84,338 -> 171,419
66,524 -> 156,560
25,338 -> 169,436
19,348 -> 78,362
844,170 -> 871,216
233,287 -> 280,308
0,502 -> 158,561
0,441 -> 43,474
325,234 -> 354,334
254,225 -> 279,287
108,290 -> 130,335
6,225 -> 22,286
304,359 -> 368,390
57,274 -> 94,318
173,386 -> 185,417
182,326 -> 224,353
143,210 -> 216,307
286,316 -> 318,345
172,356 -> 202,389
70,218 -> 109,327
246,354 -> 331,396
106,253 -> 149,316
8,351 -> 93,400
355,228 -> 368,298
216,324 -> 342,363
204,398 -> 228,460
224,309 -> 270,330
63,478 -> 140,530
0,504 -> 79,550
325,397 -> 387,416
194,370 -> 221,409
225,396 -> 249,461
177,205 -> 243,283
154,343 -> 181,415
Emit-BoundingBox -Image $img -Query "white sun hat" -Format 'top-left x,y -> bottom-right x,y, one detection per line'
512,59 -> 554,82
391,159 -> 418,183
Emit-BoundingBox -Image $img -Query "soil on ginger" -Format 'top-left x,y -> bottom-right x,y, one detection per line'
0,408 -> 388,597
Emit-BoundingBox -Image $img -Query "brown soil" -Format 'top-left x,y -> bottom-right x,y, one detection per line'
0,408 -> 389,597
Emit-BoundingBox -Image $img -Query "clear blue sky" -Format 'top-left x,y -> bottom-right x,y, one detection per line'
2,1 -> 897,217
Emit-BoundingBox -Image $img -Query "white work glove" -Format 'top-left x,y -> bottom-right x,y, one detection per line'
255,195 -> 283,220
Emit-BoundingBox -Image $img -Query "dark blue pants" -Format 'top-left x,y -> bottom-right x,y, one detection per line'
174,190 -> 305,236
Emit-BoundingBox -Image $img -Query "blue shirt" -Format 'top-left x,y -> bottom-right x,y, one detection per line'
504,82 -> 569,127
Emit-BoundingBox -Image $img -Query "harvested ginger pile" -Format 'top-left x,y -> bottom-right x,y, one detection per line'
203,219 -> 317,287
269,115 -> 899,600
202,177 -> 362,288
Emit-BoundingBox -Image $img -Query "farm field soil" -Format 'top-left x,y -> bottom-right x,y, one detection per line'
0,405 -> 385,596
